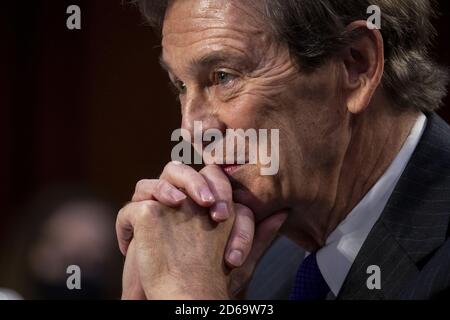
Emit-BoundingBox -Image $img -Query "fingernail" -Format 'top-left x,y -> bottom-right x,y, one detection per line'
211,202 -> 229,221
169,188 -> 186,202
199,188 -> 215,203
228,250 -> 243,266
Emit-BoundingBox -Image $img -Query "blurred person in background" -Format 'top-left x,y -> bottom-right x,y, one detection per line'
0,186 -> 122,299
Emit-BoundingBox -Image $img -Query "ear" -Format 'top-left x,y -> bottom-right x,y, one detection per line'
341,20 -> 384,114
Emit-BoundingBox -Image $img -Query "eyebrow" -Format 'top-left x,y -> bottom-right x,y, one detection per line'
194,51 -> 240,70
159,51 -> 251,76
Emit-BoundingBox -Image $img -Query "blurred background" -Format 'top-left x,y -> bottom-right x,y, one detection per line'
0,0 -> 449,299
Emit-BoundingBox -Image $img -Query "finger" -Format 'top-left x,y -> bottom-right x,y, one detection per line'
132,179 -> 187,205
247,211 -> 288,268
121,240 -> 146,300
160,161 -> 215,206
116,200 -> 156,255
228,211 -> 288,296
224,203 -> 255,268
200,165 -> 233,222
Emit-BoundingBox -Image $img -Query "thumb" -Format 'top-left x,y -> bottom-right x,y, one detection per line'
229,211 -> 288,296
247,211 -> 289,267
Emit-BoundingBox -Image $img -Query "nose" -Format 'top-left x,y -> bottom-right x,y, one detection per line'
181,91 -> 226,147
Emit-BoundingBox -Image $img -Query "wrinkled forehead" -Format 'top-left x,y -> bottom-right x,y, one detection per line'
162,0 -> 267,48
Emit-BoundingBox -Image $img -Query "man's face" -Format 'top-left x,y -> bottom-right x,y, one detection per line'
161,0 -> 349,221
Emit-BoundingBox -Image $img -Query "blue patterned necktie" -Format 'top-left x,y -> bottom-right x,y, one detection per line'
289,252 -> 330,300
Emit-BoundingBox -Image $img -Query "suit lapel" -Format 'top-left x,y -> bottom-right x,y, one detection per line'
338,113 -> 450,299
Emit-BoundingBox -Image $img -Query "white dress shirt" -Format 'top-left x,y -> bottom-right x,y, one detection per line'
316,113 -> 427,296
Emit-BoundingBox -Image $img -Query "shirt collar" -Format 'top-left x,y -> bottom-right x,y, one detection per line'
315,113 -> 427,296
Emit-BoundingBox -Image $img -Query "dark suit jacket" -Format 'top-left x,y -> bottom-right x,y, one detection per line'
247,113 -> 450,300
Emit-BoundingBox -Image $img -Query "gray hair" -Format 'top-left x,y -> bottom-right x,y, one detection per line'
135,0 -> 449,113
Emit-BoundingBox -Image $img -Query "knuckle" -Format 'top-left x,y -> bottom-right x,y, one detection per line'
133,179 -> 158,202
170,160 -> 183,166
154,179 -> 167,195
117,202 -> 133,219
143,200 -> 160,212
116,209 -> 124,227
235,204 -> 254,219
135,179 -> 149,193
200,164 -> 220,175
162,161 -> 192,181
235,230 -> 252,247
136,201 -> 160,222
164,160 -> 184,173
117,206 -> 125,218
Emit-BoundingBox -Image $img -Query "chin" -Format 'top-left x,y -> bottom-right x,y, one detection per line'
228,164 -> 283,222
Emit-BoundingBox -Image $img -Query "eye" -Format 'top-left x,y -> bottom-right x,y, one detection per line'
212,71 -> 236,86
174,80 -> 187,94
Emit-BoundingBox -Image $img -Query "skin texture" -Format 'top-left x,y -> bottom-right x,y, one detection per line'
117,0 -> 420,299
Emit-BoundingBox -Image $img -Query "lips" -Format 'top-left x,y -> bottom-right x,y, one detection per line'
220,164 -> 244,175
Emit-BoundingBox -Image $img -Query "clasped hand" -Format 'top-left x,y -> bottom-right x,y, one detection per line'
116,162 -> 287,299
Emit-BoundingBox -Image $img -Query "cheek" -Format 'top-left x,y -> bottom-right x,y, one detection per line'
215,56 -> 302,130
217,89 -> 285,132
215,97 -> 261,129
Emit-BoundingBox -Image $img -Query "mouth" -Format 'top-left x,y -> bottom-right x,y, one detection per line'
219,164 -> 245,176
